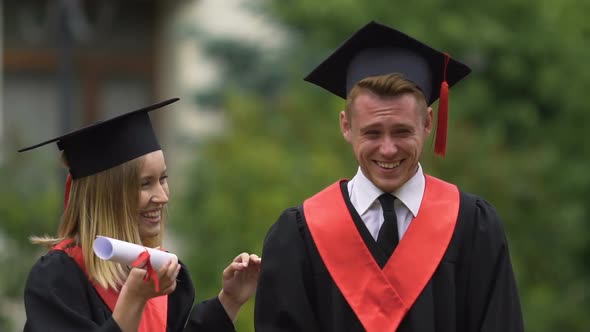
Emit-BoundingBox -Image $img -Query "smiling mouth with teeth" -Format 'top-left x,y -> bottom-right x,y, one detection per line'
141,210 -> 161,219
376,161 -> 401,169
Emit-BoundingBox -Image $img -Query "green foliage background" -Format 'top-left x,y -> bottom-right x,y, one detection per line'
0,153 -> 62,330
2,0 -> 589,331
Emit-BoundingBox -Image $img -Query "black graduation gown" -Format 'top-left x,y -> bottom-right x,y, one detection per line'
255,182 -> 524,332
23,250 -> 235,332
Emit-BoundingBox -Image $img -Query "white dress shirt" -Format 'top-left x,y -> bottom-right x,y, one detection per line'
346,164 -> 426,241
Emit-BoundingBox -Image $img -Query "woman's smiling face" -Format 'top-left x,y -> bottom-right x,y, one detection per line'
137,150 -> 169,240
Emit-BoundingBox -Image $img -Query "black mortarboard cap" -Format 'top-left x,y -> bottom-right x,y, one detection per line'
304,21 -> 472,155
304,21 -> 471,104
18,98 -> 179,179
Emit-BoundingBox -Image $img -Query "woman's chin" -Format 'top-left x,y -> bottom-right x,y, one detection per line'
139,223 -> 161,240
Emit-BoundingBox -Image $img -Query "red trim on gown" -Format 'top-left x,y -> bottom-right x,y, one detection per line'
303,175 -> 459,332
52,239 -> 168,332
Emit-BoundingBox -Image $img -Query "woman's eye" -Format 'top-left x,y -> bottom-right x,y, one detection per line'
159,176 -> 168,184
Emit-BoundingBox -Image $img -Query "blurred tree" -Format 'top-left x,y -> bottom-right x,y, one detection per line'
173,0 -> 589,331
0,153 -> 62,330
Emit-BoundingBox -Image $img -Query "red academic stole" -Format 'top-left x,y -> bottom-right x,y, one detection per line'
303,175 -> 459,332
52,240 -> 168,332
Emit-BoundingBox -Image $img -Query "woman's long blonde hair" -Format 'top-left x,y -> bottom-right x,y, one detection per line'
31,154 -> 164,290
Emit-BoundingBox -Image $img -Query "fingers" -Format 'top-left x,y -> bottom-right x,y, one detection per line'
128,266 -> 148,281
124,260 -> 180,300
234,252 -> 251,267
156,259 -> 179,278
223,253 -> 251,278
233,253 -> 262,266
249,254 -> 262,265
143,259 -> 179,295
166,260 -> 180,279
161,260 -> 180,284
223,253 -> 262,280
223,262 -> 241,279
160,279 -> 178,295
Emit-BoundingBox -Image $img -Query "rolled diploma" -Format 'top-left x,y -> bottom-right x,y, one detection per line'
93,236 -> 178,270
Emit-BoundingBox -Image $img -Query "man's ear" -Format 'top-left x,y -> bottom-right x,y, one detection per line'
340,110 -> 352,143
424,106 -> 434,135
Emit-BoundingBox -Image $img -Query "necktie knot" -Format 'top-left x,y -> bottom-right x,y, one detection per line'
378,193 -> 395,212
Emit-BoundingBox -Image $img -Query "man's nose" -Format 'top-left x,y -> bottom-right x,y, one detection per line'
380,136 -> 398,156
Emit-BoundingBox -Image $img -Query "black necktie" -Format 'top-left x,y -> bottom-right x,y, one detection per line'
377,194 -> 399,257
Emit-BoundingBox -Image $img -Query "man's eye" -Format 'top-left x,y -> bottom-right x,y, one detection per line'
395,129 -> 412,136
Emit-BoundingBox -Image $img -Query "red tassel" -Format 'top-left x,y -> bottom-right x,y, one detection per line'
434,53 -> 450,157
131,250 -> 161,292
435,81 -> 449,156
64,173 -> 73,209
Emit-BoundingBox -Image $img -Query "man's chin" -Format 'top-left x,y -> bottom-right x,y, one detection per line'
374,180 -> 403,193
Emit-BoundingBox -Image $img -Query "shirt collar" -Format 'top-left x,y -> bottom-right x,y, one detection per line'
349,164 -> 425,217
348,168 -> 383,216
392,164 -> 424,218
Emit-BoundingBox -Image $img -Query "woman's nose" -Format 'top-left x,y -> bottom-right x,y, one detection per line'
151,184 -> 169,204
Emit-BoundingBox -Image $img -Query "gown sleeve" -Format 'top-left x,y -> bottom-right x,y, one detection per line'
254,208 -> 321,332
167,260 -> 235,332
466,198 -> 524,332
23,251 -> 122,332
183,296 -> 235,332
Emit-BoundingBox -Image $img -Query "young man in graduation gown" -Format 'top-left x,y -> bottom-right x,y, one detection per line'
254,21 -> 524,332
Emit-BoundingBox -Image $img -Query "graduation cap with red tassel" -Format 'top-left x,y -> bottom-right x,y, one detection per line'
304,21 -> 471,156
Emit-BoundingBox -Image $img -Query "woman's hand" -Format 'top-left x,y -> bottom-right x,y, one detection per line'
218,253 -> 262,321
123,259 -> 181,301
112,260 -> 180,331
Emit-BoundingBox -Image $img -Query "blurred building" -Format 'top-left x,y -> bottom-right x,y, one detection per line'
1,0 -> 184,158
1,0 -> 280,166
0,0 -> 253,163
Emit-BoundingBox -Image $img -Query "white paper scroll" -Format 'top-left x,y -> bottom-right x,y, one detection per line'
93,236 -> 178,270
